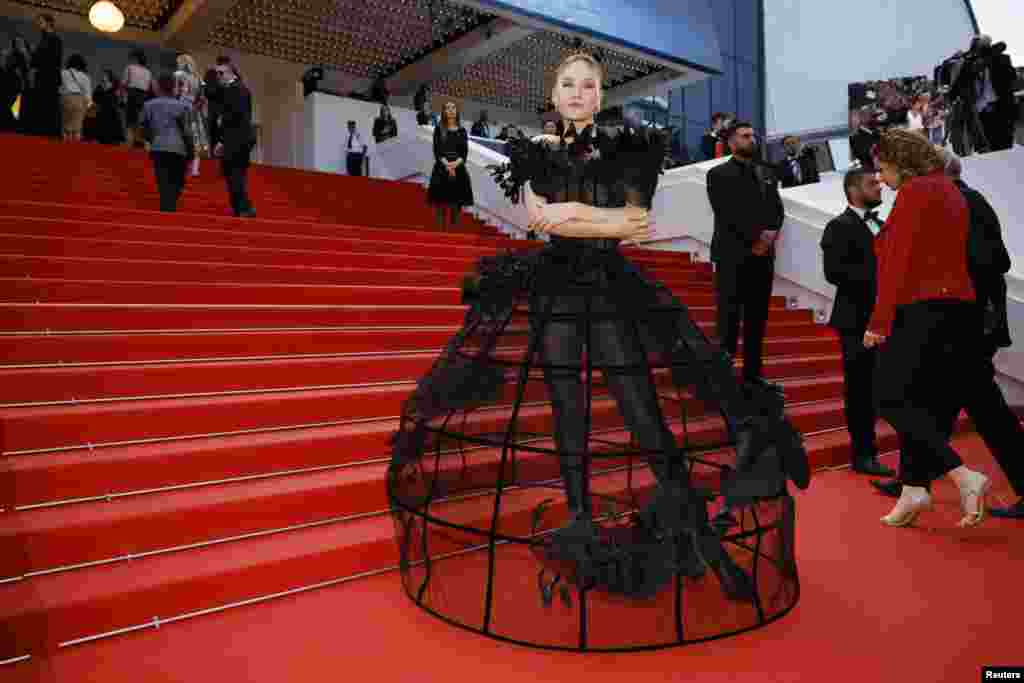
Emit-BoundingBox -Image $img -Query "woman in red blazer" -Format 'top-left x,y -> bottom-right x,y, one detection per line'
864,129 -> 991,528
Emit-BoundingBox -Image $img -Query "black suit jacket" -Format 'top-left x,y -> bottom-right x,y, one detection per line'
706,157 -> 785,264
957,180 -> 1012,349
849,128 -> 879,169
776,151 -> 820,188
30,32 -> 62,89
216,81 -> 255,160
701,133 -> 718,160
821,208 -> 877,334
991,53 -> 1017,104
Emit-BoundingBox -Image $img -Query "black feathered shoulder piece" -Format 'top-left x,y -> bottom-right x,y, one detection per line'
486,125 -> 667,205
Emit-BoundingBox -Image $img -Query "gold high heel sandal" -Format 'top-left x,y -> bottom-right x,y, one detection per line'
881,490 -> 931,527
957,473 -> 991,528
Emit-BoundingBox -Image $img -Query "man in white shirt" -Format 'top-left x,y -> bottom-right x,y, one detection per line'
345,120 -> 367,176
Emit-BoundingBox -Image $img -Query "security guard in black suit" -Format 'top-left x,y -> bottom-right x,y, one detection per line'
706,122 -> 784,392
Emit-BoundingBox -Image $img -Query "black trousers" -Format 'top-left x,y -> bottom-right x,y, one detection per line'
928,333 -> 1024,498
838,332 -> 879,462
980,106 -> 1016,152
539,313 -> 685,515
347,153 -> 365,176
876,301 -> 978,488
714,254 -> 774,380
222,153 -> 253,216
151,152 -> 187,212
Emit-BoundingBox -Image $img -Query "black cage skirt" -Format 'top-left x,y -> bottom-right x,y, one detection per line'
387,237 -> 802,651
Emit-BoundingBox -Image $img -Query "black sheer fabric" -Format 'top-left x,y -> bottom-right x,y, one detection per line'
387,125 -> 808,650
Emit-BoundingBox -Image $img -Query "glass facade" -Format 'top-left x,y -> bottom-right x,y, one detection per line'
665,0 -> 764,163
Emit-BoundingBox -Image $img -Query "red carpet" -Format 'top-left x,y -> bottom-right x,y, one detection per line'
5,435 -> 1021,683
0,135 -> 1019,680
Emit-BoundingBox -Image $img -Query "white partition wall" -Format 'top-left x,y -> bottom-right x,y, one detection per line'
303,93 -> 421,176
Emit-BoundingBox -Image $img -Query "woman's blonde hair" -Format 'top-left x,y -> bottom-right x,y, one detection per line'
553,51 -> 605,84
176,53 -> 197,75
876,127 -> 944,179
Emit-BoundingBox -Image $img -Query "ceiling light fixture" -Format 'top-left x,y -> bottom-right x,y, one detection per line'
89,0 -> 125,32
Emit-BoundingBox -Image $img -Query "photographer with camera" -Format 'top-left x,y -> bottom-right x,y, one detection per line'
938,35 -> 1017,154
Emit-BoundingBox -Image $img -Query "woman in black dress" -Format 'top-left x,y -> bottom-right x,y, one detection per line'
388,53 -> 808,650
89,69 -> 126,145
426,101 -> 474,229
372,104 -> 397,143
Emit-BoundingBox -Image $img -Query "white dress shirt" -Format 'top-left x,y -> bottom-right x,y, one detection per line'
848,204 -> 884,236
60,69 -> 91,97
346,129 -> 366,154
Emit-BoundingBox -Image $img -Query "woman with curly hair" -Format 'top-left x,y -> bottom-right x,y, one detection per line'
865,128 -> 991,528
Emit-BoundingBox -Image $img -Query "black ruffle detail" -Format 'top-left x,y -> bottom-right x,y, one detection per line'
461,251 -> 541,318
486,125 -> 667,208
723,385 -> 810,507
540,484 -> 756,602
486,136 -> 549,204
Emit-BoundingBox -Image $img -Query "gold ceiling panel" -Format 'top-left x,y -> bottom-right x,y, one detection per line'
207,0 -> 662,114
209,0 -> 493,80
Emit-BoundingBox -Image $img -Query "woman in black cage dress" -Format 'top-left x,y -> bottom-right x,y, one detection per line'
388,52 -> 809,650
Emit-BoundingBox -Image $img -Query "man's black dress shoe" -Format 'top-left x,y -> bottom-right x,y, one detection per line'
852,457 -> 895,477
870,478 -> 902,498
990,499 -> 1024,519
744,376 -> 783,394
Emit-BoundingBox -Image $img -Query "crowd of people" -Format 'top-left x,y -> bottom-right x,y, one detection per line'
848,76 -> 948,168
822,130 -> 1023,522
849,36 -> 1019,168
1,14 -> 258,218
704,120 -> 1023,523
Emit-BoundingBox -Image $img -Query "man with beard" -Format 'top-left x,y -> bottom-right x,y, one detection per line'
706,122 -> 785,394
776,135 -> 820,188
820,169 -> 895,476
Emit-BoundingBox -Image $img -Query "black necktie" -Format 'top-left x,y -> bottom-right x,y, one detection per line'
348,133 -> 353,149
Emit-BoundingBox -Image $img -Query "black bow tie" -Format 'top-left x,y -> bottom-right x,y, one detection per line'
863,210 -> 882,225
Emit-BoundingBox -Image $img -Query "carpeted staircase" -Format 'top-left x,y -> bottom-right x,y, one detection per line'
0,134 -> 911,663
